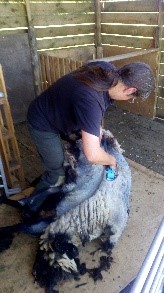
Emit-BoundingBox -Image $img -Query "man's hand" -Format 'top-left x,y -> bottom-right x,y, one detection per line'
81,130 -> 117,168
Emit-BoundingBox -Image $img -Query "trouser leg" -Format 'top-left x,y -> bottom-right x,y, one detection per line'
28,124 -> 65,192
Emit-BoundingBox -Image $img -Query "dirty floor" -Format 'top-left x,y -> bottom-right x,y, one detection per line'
0,107 -> 164,293
104,106 -> 164,176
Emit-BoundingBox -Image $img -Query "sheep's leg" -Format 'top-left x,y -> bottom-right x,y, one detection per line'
100,225 -> 115,253
101,209 -> 129,250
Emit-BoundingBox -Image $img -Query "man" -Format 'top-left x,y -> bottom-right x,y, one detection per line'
27,61 -> 154,194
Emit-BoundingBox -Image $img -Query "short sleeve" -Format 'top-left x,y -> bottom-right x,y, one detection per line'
74,92 -> 103,137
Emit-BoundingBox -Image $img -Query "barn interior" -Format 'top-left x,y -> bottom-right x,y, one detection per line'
0,0 -> 164,292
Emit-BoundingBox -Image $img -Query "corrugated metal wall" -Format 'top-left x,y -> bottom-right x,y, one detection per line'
0,0 -> 163,120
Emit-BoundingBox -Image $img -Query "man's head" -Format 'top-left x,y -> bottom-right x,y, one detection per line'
109,62 -> 155,101
73,61 -> 155,101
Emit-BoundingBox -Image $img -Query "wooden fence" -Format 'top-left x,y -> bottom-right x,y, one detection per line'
0,0 -> 163,120
39,54 -> 84,90
101,0 -> 164,120
0,0 -> 95,51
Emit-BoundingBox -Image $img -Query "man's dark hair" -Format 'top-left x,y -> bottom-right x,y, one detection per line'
72,61 -> 155,99
72,61 -> 119,91
118,62 -> 155,99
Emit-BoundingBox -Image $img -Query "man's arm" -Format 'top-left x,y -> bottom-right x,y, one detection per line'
81,130 -> 116,169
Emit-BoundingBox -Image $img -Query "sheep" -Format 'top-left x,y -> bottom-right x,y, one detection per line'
0,129 -> 131,292
32,129 -> 132,292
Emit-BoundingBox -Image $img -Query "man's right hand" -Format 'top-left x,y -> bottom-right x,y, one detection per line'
81,130 -> 117,167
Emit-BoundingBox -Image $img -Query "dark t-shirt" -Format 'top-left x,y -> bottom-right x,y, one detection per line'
27,72 -> 113,137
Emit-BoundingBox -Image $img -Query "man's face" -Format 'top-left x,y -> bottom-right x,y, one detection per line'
108,81 -> 137,101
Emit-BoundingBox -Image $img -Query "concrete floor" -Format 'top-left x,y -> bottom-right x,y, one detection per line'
0,108 -> 164,292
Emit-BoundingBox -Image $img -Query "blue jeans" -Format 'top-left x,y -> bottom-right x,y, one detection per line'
28,123 -> 65,192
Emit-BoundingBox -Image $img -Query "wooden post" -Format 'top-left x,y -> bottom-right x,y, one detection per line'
154,0 -> 164,118
25,0 -> 41,96
94,0 -> 103,59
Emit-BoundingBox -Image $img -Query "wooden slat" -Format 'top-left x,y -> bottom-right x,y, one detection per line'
70,59 -> 77,71
102,0 -> 158,12
5,139 -> 12,161
103,45 -> 139,57
30,0 -> 93,1
30,2 -> 94,15
0,1 -> 94,17
102,13 -> 158,25
0,3 -> 26,17
161,52 -> 164,63
35,25 -> 94,39
48,55 -> 57,84
161,39 -> 164,46
158,74 -> 164,86
58,58 -> 65,77
156,97 -> 164,118
158,86 -> 164,97
102,24 -> 157,38
44,54 -> 53,86
0,29 -> 27,37
95,0 -> 102,55
0,64 -> 25,186
39,54 -> 48,90
0,2 -> 94,28
0,0 -> 23,2
40,55 -> 62,89
64,58 -> 71,75
41,54 -> 53,89
102,34 -> 154,49
33,14 -> 94,27
159,64 -> 164,75
91,48 -> 158,62
39,46 -> 94,62
37,34 -> 94,50
39,54 -> 84,90
0,14 -> 93,31
0,16 -> 27,29
53,57 -> 61,81
155,0 -> 164,114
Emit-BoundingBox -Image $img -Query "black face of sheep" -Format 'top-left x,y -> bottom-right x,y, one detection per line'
0,130 -> 131,292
